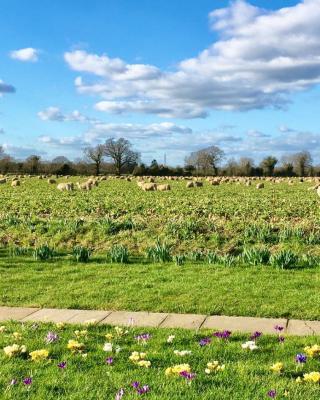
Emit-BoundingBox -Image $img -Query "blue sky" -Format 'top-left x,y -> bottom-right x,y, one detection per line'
1,0 -> 320,165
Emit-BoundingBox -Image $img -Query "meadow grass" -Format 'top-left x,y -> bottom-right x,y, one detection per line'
0,321 -> 320,399
1,256 -> 320,320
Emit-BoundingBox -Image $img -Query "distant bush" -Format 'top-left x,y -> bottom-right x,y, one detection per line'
73,246 -> 91,263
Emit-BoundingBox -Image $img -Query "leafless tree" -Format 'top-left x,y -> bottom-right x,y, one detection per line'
185,145 -> 224,175
104,138 -> 139,175
84,144 -> 105,175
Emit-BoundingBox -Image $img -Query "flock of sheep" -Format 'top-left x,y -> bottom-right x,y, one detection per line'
1,174 -> 320,195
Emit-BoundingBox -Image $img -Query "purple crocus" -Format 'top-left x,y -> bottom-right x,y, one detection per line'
58,361 -> 67,369
278,336 -> 285,343
213,330 -> 232,340
137,385 -> 150,395
106,357 -> 114,365
274,325 -> 284,332
267,389 -> 277,398
199,337 -> 211,347
115,388 -> 125,400
135,333 -> 151,342
23,377 -> 32,386
45,331 -> 59,344
180,370 -> 196,381
250,331 -> 262,341
131,381 -> 140,389
295,353 -> 307,364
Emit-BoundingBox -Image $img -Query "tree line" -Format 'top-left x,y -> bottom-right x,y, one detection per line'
0,138 -> 317,177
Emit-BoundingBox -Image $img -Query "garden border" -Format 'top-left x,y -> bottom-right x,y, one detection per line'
1,306 -> 320,336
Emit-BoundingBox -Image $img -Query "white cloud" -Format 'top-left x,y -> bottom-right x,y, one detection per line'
64,0 -> 320,118
38,107 -> 92,122
2,143 -> 47,158
10,47 -> 39,62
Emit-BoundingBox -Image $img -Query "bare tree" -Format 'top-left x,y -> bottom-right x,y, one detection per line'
291,151 -> 312,177
238,157 -> 254,176
25,155 -> 41,174
260,156 -> 278,176
104,138 -> 139,175
84,144 -> 105,175
185,145 -> 224,175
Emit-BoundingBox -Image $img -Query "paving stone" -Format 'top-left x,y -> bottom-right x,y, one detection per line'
68,310 -> 112,324
160,313 -> 207,330
22,308 -> 79,323
101,311 -> 168,327
202,315 -> 288,334
0,306 -> 39,321
287,319 -> 320,336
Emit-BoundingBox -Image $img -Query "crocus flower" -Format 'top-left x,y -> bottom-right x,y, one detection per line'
250,331 -> 262,341
58,361 -> 67,369
213,330 -> 232,339
267,389 -> 277,398
180,370 -> 196,381
137,385 -> 150,395
45,331 -> 59,344
135,333 -> 151,342
274,325 -> 284,332
23,377 -> 32,386
278,336 -> 285,343
106,357 -> 114,365
199,337 -> 211,347
295,353 -> 307,364
115,388 -> 125,400
131,381 -> 140,388
10,379 -> 17,385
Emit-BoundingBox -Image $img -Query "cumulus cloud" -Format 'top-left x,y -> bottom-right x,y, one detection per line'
64,0 -> 320,118
0,80 -> 15,94
2,144 -> 47,159
10,47 -> 39,62
38,107 -> 93,123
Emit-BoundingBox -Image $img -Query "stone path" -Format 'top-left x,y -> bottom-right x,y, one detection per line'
0,306 -> 320,336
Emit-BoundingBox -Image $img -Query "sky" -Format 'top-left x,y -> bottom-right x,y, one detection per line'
1,0 -> 320,166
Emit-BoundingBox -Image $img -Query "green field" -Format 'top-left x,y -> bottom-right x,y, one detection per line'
1,321 -> 320,400
1,176 -> 320,399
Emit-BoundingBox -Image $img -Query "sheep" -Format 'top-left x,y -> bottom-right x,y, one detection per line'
141,183 -> 157,191
0,178 -> 6,184
194,181 -> 203,187
186,181 -> 195,188
157,184 -> 171,191
317,187 -> 320,197
256,183 -> 264,189
77,181 -> 93,191
47,178 -> 56,184
57,182 -> 74,191
11,180 -> 20,187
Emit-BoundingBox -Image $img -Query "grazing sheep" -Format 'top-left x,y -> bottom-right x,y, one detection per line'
47,178 -> 56,184
194,181 -> 203,187
157,184 -> 171,191
141,183 -> 157,191
256,183 -> 264,189
211,181 -> 220,186
11,180 -> 20,187
57,182 -> 74,191
77,181 -> 92,191
186,181 -> 195,188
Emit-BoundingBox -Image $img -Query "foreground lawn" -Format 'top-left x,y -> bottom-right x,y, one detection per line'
0,321 -> 320,399
1,257 -> 320,320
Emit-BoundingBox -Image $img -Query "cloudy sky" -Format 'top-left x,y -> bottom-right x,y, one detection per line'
1,0 -> 320,165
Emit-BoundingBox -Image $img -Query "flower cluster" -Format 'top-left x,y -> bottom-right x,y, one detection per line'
205,361 -> 225,374
165,364 -> 191,376
45,331 -> 59,344
29,349 -> 49,362
3,344 -> 27,358
129,352 -> 151,368
302,371 -> 320,383
67,339 -> 85,353
270,362 -> 284,373
213,330 -> 232,340
174,350 -> 192,357
241,341 -> 258,351
304,344 -> 320,358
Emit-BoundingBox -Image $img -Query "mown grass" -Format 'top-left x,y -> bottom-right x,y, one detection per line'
1,257 -> 320,320
0,321 -> 320,399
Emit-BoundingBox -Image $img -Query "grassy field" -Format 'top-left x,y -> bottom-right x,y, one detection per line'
1,256 -> 320,320
0,176 -> 319,258
1,320 -> 320,399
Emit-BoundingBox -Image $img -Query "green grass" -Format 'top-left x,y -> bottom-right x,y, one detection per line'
1,257 -> 320,320
0,321 -> 320,399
